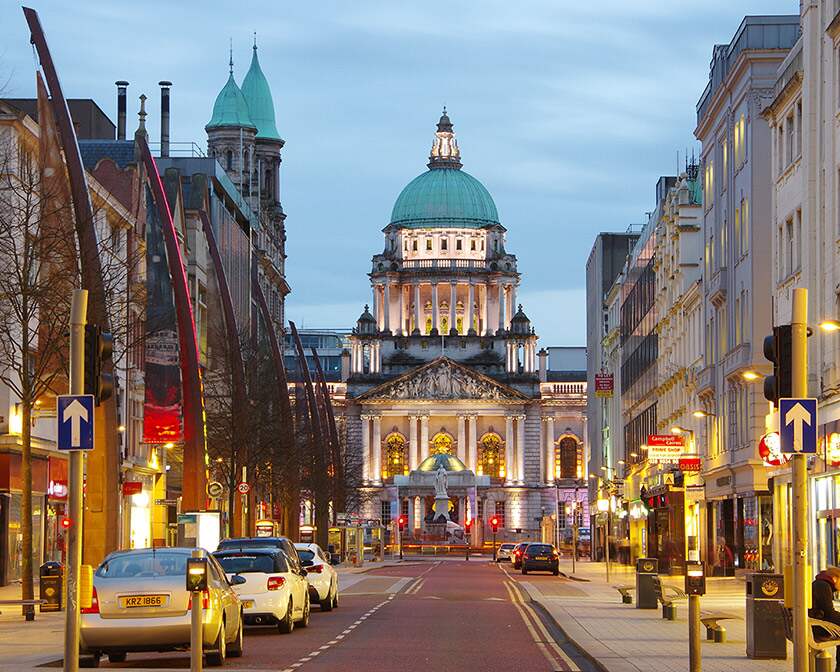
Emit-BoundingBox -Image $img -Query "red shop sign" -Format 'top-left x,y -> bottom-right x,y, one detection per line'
122,481 -> 143,496
679,457 -> 701,473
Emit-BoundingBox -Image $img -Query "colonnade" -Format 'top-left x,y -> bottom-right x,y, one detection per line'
371,279 -> 518,336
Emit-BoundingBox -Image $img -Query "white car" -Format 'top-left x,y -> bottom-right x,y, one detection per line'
213,548 -> 310,633
294,543 -> 339,611
496,543 -> 516,562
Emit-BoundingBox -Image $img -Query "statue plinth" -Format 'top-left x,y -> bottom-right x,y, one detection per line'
433,496 -> 450,521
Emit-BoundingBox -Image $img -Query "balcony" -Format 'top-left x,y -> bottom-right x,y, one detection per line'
707,268 -> 727,307
723,343 -> 752,380
696,364 -> 715,396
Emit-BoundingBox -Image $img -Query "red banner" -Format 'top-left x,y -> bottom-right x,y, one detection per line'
122,481 -> 143,496
594,373 -> 614,398
679,457 -> 701,473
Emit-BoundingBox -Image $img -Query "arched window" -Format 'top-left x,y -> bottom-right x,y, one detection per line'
225,150 -> 233,171
556,437 -> 580,479
383,432 -> 407,481
478,432 -> 505,480
430,431 -> 454,456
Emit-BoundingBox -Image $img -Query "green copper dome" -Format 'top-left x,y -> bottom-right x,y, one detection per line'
241,46 -> 282,141
390,168 -> 499,229
206,72 -> 256,131
417,453 -> 467,472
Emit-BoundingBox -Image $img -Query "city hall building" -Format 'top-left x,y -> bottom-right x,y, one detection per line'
343,111 -> 588,542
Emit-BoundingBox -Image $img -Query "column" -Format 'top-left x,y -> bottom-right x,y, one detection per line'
372,415 -> 382,484
457,414 -> 466,464
504,415 -> 514,484
407,497 -> 415,534
510,285 -> 517,321
373,341 -> 380,373
497,283 -> 505,332
420,414 -> 430,461
414,495 -> 422,530
414,283 -> 422,334
362,415 -> 371,483
372,286 -> 380,330
468,414 -> 478,470
398,284 -> 405,335
383,282 -> 391,333
467,283 -> 475,334
409,414 -> 419,470
545,416 -> 555,483
431,283 -> 439,334
516,414 -> 526,483
481,284 -> 488,335
449,282 -> 457,334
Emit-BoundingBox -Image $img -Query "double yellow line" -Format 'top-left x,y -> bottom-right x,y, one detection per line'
404,577 -> 425,595
503,579 -> 580,672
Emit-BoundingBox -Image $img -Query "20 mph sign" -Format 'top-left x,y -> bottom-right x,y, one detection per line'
237,482 -> 251,494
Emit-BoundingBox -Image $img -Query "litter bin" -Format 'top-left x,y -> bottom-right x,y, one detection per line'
39,561 -> 63,612
636,557 -> 659,609
746,572 -> 786,659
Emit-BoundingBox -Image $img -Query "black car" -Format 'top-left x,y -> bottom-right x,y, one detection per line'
217,537 -> 302,572
521,543 -> 560,575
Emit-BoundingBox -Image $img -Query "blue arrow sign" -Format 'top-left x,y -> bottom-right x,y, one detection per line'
57,394 -> 95,451
779,398 -> 817,454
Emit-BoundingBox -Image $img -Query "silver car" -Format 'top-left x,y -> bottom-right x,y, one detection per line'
80,548 -> 244,667
496,543 -> 517,562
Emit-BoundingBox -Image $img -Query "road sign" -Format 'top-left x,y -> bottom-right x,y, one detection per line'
57,394 -> 95,450
207,481 -> 224,498
237,481 -> 250,495
780,398 -> 817,454
595,373 -> 614,398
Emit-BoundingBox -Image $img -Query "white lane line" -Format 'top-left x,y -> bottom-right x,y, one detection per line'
307,651 -> 321,657
327,640 -> 339,645
335,634 -> 345,640
319,644 -> 331,650
290,664 -> 302,669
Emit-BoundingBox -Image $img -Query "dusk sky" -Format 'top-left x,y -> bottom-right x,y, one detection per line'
0,1 -> 795,344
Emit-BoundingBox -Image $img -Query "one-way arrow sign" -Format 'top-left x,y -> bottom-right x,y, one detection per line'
57,394 -> 95,451
780,398 -> 817,454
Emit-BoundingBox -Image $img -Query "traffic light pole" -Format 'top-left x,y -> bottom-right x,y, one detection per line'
64,289 -> 87,672
791,287 -> 809,672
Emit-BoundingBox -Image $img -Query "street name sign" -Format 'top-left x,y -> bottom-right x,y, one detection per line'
57,394 -> 95,451
779,398 -> 817,454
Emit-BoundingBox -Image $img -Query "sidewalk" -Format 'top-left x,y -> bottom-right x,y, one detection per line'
521,561 -> 794,672
0,581 -> 65,669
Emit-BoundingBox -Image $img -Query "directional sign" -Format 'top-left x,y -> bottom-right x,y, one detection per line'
57,394 -> 95,451
779,398 -> 818,454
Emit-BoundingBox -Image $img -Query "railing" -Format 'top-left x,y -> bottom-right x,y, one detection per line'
399,259 -> 490,271
541,382 -> 586,396
150,141 -> 206,158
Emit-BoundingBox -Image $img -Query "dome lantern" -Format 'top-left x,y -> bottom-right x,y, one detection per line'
428,107 -> 461,170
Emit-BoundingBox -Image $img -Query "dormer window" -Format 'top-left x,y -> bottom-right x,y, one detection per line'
456,239 -> 463,250
441,238 -> 448,251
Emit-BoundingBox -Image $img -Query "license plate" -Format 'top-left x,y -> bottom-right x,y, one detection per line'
535,556 -> 548,560
119,594 -> 166,608
243,600 -> 255,609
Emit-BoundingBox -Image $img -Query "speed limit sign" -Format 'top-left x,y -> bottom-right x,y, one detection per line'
237,481 -> 250,495
206,481 -> 224,498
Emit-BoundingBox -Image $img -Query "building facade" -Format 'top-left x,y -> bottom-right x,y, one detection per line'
342,112 -> 588,543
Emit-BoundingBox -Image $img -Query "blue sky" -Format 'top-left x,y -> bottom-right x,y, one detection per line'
0,1 -> 796,344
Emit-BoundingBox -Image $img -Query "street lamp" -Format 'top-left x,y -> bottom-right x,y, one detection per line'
819,319 -> 840,332
742,370 -> 763,381
692,409 -> 715,418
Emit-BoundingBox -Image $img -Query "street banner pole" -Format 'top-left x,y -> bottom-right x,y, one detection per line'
688,593 -> 701,672
790,287 -> 809,671
64,289 -> 87,672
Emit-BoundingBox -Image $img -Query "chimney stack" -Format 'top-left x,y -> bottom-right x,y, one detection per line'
159,81 -> 172,158
115,80 -> 129,140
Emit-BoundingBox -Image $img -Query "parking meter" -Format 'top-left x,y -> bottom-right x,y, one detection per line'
186,556 -> 208,592
685,561 -> 706,596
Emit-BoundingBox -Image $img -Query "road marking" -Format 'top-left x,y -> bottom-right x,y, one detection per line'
406,577 -> 425,594
485,596 -> 505,601
505,580 -> 580,672
422,595 -> 441,599
307,651 -> 321,656
320,644 -> 331,650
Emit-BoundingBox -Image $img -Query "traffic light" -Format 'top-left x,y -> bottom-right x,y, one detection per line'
489,516 -> 500,534
763,325 -> 792,406
60,517 -> 72,530
464,518 -> 472,533
84,324 -> 114,405
397,515 -> 406,532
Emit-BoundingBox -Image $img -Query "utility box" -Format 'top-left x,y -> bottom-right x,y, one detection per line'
636,557 -> 659,609
39,562 -> 63,612
746,572 -> 786,660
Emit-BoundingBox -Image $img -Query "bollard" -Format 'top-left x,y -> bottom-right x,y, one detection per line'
662,603 -> 676,620
815,650 -> 832,672
713,626 -> 726,643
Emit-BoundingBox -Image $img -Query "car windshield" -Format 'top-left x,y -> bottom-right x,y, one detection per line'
297,549 -> 316,562
214,553 -> 285,574
96,551 -> 188,578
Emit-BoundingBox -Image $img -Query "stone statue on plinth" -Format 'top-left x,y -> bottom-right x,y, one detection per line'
433,466 -> 450,522
434,466 -> 448,498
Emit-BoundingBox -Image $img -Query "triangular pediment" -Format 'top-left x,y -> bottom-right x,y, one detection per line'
358,357 -> 528,402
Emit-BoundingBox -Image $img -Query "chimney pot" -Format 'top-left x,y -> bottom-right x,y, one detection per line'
115,80 -> 129,141
159,81 -> 172,158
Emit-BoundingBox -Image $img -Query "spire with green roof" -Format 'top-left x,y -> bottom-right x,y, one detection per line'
206,48 -> 256,131
241,37 -> 282,142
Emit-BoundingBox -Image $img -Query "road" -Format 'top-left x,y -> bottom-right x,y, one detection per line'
89,559 -> 596,671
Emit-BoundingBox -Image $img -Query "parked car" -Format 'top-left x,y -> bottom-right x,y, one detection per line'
294,543 -> 339,610
511,542 -> 534,570
80,547 -> 244,668
216,537 -> 301,571
496,543 -> 516,562
521,543 -> 560,575
213,548 -> 310,633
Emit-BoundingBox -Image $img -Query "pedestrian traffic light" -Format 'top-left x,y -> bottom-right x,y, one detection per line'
763,325 -> 792,406
60,517 -> 72,530
490,516 -> 499,533
397,515 -> 406,532
186,556 -> 208,592
84,324 -> 114,405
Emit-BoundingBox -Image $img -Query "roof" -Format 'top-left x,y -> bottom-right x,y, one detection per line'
79,140 -> 135,169
241,46 -> 282,142
390,167 -> 499,229
206,73 -> 256,131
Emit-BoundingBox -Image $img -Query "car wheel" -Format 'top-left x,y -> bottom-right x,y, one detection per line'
79,653 -> 100,668
278,599 -> 295,634
228,614 -> 244,658
321,582 -> 334,611
299,595 -> 310,628
107,652 -> 127,663
205,619 -> 226,667
553,569 -> 559,576
332,588 -> 339,609
522,567 -> 528,575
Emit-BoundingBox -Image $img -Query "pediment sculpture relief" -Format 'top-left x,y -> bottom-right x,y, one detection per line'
377,359 -> 511,400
